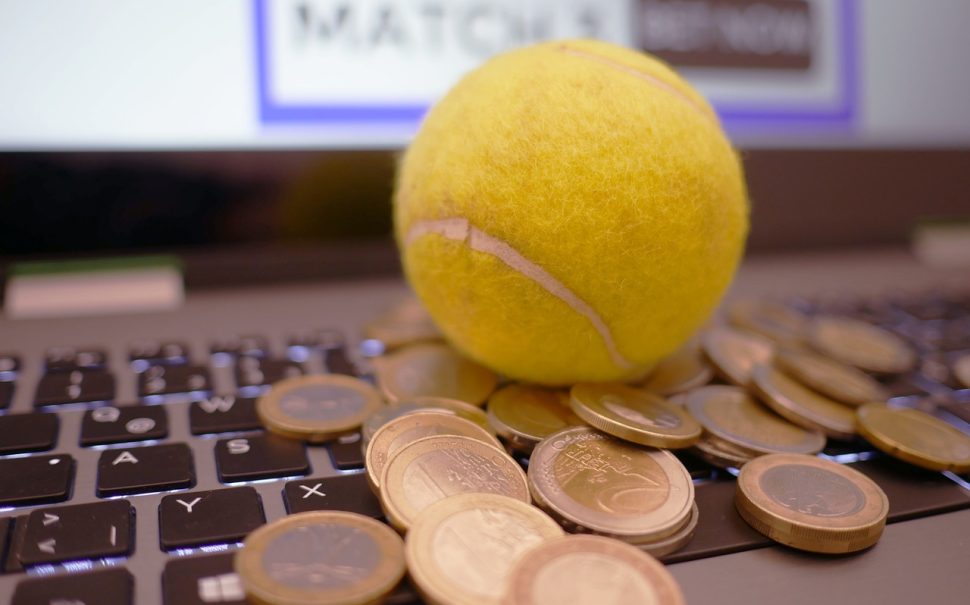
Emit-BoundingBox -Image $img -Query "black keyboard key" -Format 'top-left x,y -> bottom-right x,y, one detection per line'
0,412 -> 59,454
235,356 -> 303,389
139,364 -> 212,398
12,568 -> 133,605
34,369 -> 115,407
97,443 -> 195,496
81,404 -> 168,446
852,456 -> 970,521
324,347 -> 358,376
211,335 -> 269,358
44,346 -> 108,371
284,474 -> 382,518
0,517 -> 11,570
159,486 -> 265,550
129,340 -> 191,366
215,434 -> 309,483
190,394 -> 262,434
18,500 -> 133,565
0,381 -> 13,409
0,454 -> 74,506
3,516 -> 28,573
0,353 -> 20,374
163,553 -> 248,605
329,432 -> 366,470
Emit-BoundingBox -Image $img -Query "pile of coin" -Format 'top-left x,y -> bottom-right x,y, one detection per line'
231,294 -> 970,603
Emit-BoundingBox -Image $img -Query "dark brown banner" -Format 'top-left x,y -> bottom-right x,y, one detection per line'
639,0 -> 814,70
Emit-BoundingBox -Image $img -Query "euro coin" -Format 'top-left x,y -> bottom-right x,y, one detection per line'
685,386 -> 826,456
361,397 -> 494,446
257,374 -> 383,443
373,343 -> 498,406
528,427 -> 694,543
735,453 -> 889,554
857,403 -> 970,472
487,384 -> 585,454
641,340 -> 713,396
808,316 -> 916,374
692,436 -> 754,469
235,511 -> 405,605
501,534 -> 686,605
570,383 -> 701,449
728,299 -> 807,346
365,411 -> 502,492
751,364 -> 856,440
363,296 -> 443,350
379,434 -> 529,531
775,349 -> 889,406
701,326 -> 774,386
406,493 -> 564,605
953,354 -> 970,389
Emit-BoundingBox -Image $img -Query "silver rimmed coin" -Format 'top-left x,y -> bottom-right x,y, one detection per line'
235,511 -> 405,605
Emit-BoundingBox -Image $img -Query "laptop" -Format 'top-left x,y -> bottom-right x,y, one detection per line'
2,2 -> 969,604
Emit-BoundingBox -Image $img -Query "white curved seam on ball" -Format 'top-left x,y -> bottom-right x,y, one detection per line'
405,217 -> 634,371
557,46 -> 713,120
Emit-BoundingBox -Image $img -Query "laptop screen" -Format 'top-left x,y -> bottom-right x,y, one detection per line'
1,1 -> 969,262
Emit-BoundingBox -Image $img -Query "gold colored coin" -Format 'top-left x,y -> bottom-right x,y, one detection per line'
808,316 -> 916,374
775,349 -> 889,406
402,396 -> 493,432
363,296 -> 443,350
953,354 -> 970,389
487,384 -> 585,454
735,453 -> 889,554
685,385 -> 826,456
728,299 -> 807,346
641,340 -> 714,396
751,364 -> 857,441
406,493 -> 564,605
528,427 -> 694,542
235,511 -> 405,605
373,343 -> 498,406
366,411 -> 503,492
857,403 -> 970,473
501,534 -> 687,605
379,434 -> 529,531
361,402 -> 451,446
701,326 -> 774,386
257,374 -> 383,443
693,437 -> 752,469
569,383 -> 701,448
361,396 -> 495,447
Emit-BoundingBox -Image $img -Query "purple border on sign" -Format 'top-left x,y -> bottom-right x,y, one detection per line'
254,0 -> 859,130
254,0 -> 428,123
715,0 -> 859,131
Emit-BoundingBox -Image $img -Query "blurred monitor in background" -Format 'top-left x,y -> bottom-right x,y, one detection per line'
1,0 -> 968,261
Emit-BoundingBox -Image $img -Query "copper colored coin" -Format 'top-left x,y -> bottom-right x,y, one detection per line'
775,349 -> 889,406
379,435 -> 529,531
857,403 -> 970,473
528,427 -> 694,543
701,327 -> 774,387
735,453 -> 889,554
808,316 -> 916,374
751,364 -> 856,441
373,343 -> 498,406
502,534 -> 686,605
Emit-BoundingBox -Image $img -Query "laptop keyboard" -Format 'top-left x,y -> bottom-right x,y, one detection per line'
1,292 -> 969,605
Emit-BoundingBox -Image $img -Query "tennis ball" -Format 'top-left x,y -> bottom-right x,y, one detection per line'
394,39 -> 748,386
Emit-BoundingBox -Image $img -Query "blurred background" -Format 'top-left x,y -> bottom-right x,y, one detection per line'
1,0 -> 968,280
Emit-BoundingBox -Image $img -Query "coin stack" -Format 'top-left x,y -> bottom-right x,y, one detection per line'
230,293 -> 970,604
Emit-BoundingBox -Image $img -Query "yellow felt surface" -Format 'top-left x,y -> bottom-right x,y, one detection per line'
395,39 -> 749,385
